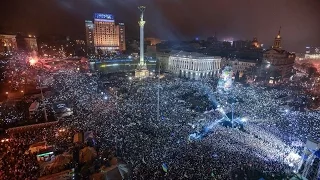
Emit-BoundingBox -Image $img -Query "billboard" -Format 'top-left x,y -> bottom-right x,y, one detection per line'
94,13 -> 114,22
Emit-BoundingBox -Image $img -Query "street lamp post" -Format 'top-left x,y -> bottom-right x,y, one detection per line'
157,63 -> 160,122
38,76 -> 48,121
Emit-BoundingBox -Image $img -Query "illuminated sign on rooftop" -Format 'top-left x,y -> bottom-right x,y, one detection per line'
94,13 -> 114,22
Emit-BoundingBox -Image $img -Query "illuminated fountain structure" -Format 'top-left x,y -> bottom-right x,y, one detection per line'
135,6 -> 149,78
217,66 -> 233,93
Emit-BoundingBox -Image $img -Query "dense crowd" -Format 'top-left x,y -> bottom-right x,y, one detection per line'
1,68 -> 320,179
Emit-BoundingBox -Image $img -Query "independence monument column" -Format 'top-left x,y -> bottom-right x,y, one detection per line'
135,6 -> 149,78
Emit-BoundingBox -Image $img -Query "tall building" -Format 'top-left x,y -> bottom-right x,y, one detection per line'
168,51 -> 221,80
85,20 -> 94,55
0,34 -> 17,55
118,23 -> 126,52
85,13 -> 126,54
93,13 -> 119,53
263,27 -> 295,80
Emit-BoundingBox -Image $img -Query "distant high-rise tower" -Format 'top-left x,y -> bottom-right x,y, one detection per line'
85,20 -> 94,55
135,6 -> 149,78
119,23 -> 126,51
92,13 -> 119,53
85,14 -> 126,55
273,27 -> 282,49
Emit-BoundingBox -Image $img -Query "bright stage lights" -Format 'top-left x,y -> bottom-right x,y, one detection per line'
241,117 -> 248,122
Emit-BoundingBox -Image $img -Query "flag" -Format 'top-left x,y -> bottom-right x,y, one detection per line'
162,163 -> 168,173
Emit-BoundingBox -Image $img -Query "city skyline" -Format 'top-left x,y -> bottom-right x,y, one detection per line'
1,0 -> 320,52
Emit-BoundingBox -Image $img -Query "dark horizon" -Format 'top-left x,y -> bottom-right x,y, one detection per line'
1,0 -> 320,52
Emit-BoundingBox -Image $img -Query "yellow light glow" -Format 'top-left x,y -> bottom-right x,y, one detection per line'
29,58 -> 37,66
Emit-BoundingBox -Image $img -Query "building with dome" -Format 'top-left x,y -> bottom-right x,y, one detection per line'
263,27 -> 295,80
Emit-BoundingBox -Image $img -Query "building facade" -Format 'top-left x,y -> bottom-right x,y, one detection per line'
85,20 -> 95,55
85,13 -> 126,54
93,13 -> 119,52
305,46 -> 320,60
222,58 -> 257,77
168,51 -> 221,80
118,23 -> 126,51
0,34 -> 17,55
263,28 -> 295,79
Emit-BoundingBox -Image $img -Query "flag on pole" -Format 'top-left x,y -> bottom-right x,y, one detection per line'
162,163 -> 168,173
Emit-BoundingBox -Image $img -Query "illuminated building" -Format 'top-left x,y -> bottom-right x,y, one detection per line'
93,13 -> 119,53
263,27 -> 295,79
168,51 -> 221,80
0,34 -> 17,55
85,20 -> 95,55
135,6 -> 149,78
119,23 -> 126,51
85,13 -> 126,54
305,46 -> 320,60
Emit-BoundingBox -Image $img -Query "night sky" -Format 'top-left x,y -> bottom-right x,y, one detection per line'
1,0 -> 320,52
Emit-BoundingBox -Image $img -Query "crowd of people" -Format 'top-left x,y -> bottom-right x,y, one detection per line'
1,67 -> 320,179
